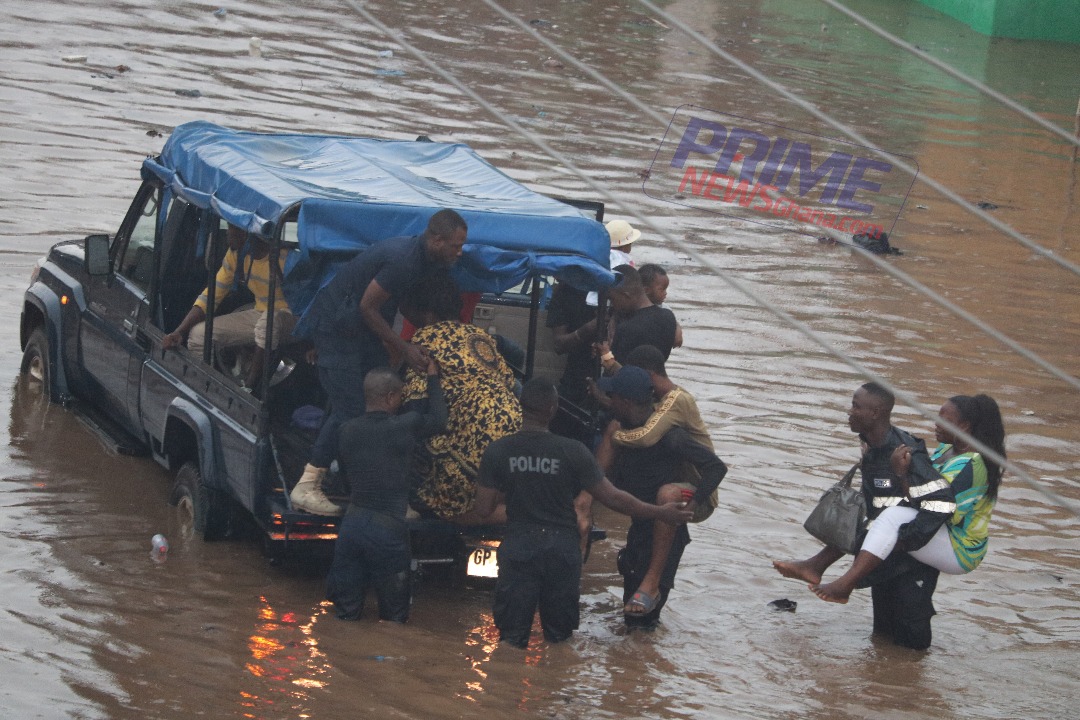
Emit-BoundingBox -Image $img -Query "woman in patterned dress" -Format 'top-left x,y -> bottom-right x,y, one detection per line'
400,275 -> 522,523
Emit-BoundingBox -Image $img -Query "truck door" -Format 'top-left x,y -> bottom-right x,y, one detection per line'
78,183 -> 163,435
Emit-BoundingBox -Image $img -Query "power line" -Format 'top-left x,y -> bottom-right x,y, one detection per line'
635,0 -> 1080,279
819,0 -> 1080,150
477,0 -> 1080,394
342,0 -> 1079,516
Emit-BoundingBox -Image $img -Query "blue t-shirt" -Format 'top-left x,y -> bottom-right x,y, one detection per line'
306,235 -> 434,367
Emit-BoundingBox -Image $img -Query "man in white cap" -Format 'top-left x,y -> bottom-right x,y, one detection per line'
585,218 -> 642,308
605,219 -> 640,269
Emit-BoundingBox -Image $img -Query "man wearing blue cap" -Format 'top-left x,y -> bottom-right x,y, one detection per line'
598,365 -> 728,627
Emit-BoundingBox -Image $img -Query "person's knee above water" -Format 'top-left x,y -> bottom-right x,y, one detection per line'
599,365 -> 727,625
772,381 -> 992,650
325,364 -> 448,622
472,378 -> 692,648
809,393 -> 1006,604
606,344 -> 719,616
397,271 -> 522,524
289,208 -> 467,516
163,224 -> 296,388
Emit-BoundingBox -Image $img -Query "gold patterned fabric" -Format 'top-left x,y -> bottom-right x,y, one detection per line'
404,321 -> 522,519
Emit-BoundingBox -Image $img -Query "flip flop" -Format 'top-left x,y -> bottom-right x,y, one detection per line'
624,589 -> 659,616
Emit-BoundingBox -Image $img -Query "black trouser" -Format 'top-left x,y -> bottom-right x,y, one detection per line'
618,520 -> 690,628
861,553 -> 939,650
493,526 -> 582,648
325,508 -> 411,622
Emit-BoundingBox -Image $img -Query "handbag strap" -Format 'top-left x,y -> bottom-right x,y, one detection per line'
839,461 -> 860,488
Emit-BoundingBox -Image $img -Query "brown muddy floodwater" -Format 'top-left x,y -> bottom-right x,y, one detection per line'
1,1 -> 1078,718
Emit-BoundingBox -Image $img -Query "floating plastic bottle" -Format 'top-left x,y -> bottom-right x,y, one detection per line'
151,534 -> 169,563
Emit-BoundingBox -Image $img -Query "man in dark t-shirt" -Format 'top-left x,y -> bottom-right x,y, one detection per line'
290,209 -> 466,516
595,265 -> 677,376
545,282 -> 599,446
325,364 -> 447,622
474,378 -> 691,648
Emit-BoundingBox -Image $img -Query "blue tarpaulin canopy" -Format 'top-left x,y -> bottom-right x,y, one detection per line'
143,122 -> 615,314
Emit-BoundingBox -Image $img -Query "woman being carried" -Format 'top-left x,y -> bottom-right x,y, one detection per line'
811,394 -> 1006,603
400,274 -> 522,524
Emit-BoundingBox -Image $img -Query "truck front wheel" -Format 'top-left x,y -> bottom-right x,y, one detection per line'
169,461 -> 232,542
20,328 -> 52,401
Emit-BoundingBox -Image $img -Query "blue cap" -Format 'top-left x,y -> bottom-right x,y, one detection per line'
597,365 -> 654,403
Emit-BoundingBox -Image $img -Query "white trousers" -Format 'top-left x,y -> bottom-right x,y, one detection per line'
189,308 -> 296,354
861,505 -> 966,575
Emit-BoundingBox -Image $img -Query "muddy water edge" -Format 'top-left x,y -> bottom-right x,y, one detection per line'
0,0 -> 1078,718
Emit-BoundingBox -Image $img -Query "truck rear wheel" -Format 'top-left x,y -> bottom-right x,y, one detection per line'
169,461 -> 232,541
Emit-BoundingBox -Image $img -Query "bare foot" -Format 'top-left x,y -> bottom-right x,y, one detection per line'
772,559 -> 823,585
810,580 -> 853,604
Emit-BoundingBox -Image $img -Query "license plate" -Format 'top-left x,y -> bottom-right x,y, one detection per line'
466,543 -> 499,578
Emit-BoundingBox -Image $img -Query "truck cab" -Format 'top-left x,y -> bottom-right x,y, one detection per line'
20,121 -> 615,574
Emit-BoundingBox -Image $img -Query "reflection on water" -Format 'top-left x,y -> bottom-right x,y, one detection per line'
0,0 -> 1078,718
240,597 -> 332,718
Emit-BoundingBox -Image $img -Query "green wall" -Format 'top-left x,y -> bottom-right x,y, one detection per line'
918,0 -> 1080,42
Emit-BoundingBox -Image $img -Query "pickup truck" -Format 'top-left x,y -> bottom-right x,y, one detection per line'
20,121 -> 614,577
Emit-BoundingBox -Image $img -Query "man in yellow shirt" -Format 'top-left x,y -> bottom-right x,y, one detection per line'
163,225 -> 295,389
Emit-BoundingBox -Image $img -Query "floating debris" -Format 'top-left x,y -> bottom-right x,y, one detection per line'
175,88 -> 202,98
376,49 -> 393,58
374,68 -> 405,77
529,19 -> 554,28
977,200 -> 999,210
62,55 -> 88,63
852,231 -> 902,256
213,8 -> 227,19
542,57 -> 564,70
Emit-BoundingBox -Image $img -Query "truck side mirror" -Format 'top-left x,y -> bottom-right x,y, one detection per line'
84,234 -> 112,276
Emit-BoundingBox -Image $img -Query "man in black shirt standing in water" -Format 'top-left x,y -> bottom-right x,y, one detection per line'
474,378 -> 692,648
325,363 -> 447,623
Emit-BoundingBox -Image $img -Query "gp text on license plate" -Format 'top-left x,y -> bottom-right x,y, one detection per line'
467,544 -> 499,578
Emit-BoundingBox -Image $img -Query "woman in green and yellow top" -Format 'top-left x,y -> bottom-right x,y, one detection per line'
811,394 -> 1005,604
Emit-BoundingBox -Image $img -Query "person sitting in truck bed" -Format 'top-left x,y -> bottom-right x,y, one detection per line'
163,224 -> 294,390
399,272 -> 522,525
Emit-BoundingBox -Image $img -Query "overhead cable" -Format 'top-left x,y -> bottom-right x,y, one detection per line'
342,0 -> 1080,516
477,0 -> 1080,394
635,0 -> 1080,279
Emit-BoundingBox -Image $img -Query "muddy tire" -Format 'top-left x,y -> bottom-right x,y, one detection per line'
20,328 -> 53,402
169,461 -> 232,542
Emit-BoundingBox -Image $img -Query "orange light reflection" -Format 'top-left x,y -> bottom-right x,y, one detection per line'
238,595 -> 335,719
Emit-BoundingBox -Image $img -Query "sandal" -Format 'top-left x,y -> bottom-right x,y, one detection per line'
624,589 -> 659,616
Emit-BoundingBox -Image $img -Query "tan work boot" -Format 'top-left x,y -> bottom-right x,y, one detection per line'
289,464 -> 343,516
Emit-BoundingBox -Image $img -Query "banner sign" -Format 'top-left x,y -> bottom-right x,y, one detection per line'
644,105 -> 917,239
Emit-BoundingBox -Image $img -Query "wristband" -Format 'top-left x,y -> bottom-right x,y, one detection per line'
600,351 -> 615,363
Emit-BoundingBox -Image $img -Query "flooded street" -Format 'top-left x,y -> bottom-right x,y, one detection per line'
1,0 -> 1078,718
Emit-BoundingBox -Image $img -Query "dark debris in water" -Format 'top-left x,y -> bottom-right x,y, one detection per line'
768,598 -> 797,612
977,200 -> 999,210
852,231 -> 902,256
175,89 -> 202,98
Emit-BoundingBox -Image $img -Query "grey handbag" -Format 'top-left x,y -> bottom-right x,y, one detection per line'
803,462 -> 866,555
